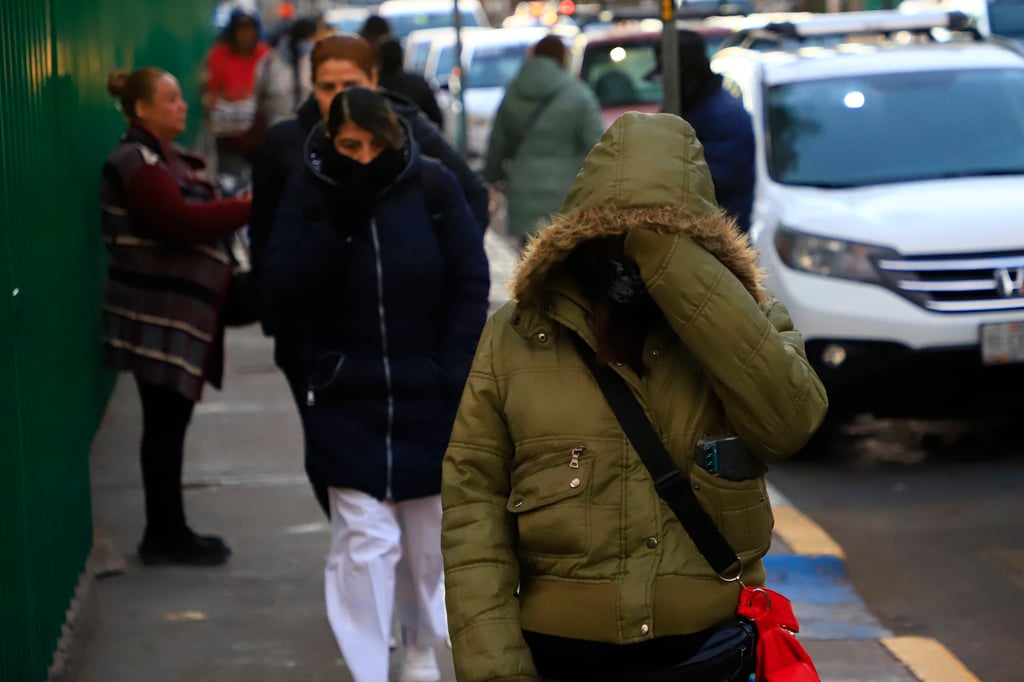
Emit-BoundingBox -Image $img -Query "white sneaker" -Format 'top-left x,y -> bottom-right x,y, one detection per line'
400,645 -> 440,682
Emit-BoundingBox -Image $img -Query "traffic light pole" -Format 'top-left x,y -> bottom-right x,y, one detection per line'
453,0 -> 468,157
661,0 -> 680,116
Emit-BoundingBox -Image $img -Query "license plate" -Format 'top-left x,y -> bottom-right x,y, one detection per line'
980,321 -> 1024,365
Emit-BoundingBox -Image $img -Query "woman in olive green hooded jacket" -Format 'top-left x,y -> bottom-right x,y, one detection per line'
441,113 -> 828,682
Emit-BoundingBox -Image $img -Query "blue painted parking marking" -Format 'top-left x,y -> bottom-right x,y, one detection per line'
764,555 -> 892,641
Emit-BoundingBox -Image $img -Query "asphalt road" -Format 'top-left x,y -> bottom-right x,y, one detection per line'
769,416 -> 1024,682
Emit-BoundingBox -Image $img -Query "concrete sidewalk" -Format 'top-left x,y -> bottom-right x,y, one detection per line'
74,232 -> 927,682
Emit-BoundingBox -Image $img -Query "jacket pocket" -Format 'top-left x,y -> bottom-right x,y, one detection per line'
507,453 -> 590,557
688,463 -> 773,562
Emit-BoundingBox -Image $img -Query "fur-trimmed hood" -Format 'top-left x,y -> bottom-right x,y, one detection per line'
509,113 -> 765,305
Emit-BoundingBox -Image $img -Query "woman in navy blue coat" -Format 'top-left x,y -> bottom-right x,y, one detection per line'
656,30 -> 755,232
261,87 -> 489,682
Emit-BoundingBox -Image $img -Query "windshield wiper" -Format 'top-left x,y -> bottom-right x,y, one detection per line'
781,180 -> 865,188
784,168 -> 1024,188
930,168 -> 1024,179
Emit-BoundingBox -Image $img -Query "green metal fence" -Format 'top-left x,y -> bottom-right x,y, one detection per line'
0,2 -> 214,680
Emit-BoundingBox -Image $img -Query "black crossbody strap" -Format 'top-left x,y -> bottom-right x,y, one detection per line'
572,333 -> 742,579
507,88 -> 562,160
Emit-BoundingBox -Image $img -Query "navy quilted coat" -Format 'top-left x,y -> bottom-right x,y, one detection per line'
261,121 -> 490,509
681,85 -> 755,232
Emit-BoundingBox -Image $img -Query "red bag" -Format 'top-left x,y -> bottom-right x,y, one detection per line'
737,587 -> 821,682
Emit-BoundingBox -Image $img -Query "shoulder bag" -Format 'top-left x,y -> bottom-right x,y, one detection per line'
572,332 -> 821,682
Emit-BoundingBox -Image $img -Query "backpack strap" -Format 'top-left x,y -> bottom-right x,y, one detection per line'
418,162 -> 446,237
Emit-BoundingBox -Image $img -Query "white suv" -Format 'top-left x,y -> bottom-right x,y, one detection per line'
710,10 -> 1024,417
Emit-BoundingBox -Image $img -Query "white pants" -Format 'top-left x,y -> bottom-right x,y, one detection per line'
325,488 -> 448,682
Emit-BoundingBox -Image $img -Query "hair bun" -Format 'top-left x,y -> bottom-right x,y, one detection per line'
107,69 -> 130,98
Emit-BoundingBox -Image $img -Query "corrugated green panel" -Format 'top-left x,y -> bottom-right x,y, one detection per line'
0,1 -> 216,680
0,2 -> 59,677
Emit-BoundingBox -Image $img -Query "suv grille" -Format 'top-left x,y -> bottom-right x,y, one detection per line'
876,251 -> 1024,313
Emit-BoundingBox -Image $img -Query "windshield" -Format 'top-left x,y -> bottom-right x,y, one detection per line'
326,15 -> 366,33
988,0 -> 1024,39
703,34 -> 727,54
467,43 -> 531,88
385,10 -> 483,40
409,41 -> 433,74
766,68 -> 1024,187
582,42 -> 663,106
434,45 -> 457,83
581,36 -> 724,107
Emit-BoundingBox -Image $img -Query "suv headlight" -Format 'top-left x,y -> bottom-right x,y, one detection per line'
774,228 -> 895,284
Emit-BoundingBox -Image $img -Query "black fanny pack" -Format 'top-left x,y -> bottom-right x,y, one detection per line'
532,619 -> 755,682
636,619 -> 755,682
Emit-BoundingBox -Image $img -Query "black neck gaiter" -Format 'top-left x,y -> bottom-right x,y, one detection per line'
318,141 -> 405,230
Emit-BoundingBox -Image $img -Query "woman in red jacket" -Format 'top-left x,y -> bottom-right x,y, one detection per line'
102,67 -> 251,565
203,9 -> 271,176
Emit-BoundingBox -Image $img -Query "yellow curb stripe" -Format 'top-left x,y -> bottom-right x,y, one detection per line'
772,505 -> 846,558
882,636 -> 982,682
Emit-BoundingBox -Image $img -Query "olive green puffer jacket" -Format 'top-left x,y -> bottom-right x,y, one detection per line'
442,113 -> 828,682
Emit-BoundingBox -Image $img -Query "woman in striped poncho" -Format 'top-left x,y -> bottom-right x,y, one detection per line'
101,67 -> 251,566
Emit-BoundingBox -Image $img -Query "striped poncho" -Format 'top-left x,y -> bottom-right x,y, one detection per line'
100,124 -> 251,400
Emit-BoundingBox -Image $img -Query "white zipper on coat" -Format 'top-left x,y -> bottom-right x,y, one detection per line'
370,219 -> 396,500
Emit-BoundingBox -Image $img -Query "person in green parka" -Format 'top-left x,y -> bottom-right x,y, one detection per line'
484,35 -> 603,249
442,113 -> 829,681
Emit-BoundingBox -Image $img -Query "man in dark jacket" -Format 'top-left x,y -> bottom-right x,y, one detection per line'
654,30 -> 755,232
358,14 -> 392,47
250,34 -> 490,319
377,36 -> 444,129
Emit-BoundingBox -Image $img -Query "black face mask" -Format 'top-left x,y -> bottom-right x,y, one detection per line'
606,258 -> 648,304
319,142 -> 406,229
369,146 -> 405,188
320,144 -> 404,191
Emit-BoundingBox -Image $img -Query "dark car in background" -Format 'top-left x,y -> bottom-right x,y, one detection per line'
574,21 -> 733,128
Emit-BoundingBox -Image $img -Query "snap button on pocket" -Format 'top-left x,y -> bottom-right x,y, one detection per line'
513,499 -> 524,508
536,332 -> 548,343
569,478 -> 581,488
640,624 -> 650,635
645,537 -> 658,549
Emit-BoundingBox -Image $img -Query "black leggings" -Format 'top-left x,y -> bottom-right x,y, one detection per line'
135,377 -> 195,536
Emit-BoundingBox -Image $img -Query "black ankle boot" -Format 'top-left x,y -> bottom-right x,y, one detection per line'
138,527 -> 231,566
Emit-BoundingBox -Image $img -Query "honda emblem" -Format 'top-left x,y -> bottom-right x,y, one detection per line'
995,267 -> 1024,297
